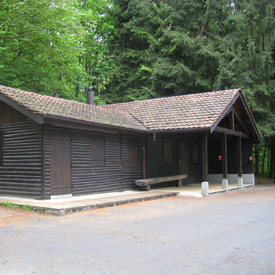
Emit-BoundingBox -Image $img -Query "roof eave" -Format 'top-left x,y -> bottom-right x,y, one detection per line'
210,90 -> 241,134
43,114 -> 150,134
151,127 -> 212,134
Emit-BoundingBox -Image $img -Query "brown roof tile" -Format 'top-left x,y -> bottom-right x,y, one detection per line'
0,85 -> 243,132
0,85 -> 147,131
102,89 -> 240,131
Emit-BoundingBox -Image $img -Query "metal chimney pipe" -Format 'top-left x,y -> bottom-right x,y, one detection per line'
87,86 -> 94,105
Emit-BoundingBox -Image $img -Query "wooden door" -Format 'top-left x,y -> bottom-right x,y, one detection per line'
179,140 -> 188,176
50,131 -> 71,196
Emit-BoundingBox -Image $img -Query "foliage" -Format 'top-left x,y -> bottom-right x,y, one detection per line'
0,0 -> 85,98
76,0 -> 116,103
0,0 -> 274,173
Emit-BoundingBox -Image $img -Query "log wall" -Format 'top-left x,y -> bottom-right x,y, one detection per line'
147,133 -> 203,187
208,136 -> 253,175
44,127 -> 145,198
0,121 -> 42,198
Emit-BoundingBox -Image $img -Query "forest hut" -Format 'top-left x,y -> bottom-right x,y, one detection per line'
0,85 -> 261,199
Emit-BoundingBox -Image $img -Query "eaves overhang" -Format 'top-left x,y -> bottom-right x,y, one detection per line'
43,114 -> 150,135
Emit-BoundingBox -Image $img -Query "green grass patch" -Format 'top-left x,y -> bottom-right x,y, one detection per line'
0,202 -> 34,211
0,202 -> 20,209
22,205 -> 34,211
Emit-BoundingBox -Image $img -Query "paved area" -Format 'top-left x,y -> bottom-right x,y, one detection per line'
0,183 -> 253,215
0,185 -> 274,275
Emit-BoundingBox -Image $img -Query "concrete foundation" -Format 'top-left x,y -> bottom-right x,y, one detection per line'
208,174 -> 255,185
238,177 -> 243,189
222,179 -> 228,190
202,181 -> 209,197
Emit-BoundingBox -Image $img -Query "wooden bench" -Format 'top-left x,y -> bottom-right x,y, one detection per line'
135,174 -> 187,191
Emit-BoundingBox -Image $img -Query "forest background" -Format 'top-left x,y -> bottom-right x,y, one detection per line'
0,0 -> 274,179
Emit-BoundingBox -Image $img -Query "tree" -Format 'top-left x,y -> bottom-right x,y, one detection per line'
0,0 -> 85,98
72,0 -> 119,105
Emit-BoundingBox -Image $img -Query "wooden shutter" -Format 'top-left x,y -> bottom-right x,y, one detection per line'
91,135 -> 105,167
128,138 -> 139,166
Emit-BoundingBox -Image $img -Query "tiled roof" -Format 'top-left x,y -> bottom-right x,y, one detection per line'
102,89 -> 240,131
0,85 -> 241,132
0,85 -> 147,131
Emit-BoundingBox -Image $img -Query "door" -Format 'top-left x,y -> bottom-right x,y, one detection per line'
179,140 -> 188,178
50,131 -> 72,196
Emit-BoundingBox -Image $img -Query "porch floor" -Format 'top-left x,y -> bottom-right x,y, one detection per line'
153,182 -> 254,197
0,183 -> 254,216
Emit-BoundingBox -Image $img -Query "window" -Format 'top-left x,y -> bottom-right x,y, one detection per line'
128,138 -> 139,166
163,139 -> 172,163
91,135 -> 105,167
193,143 -> 199,163
0,132 -> 3,166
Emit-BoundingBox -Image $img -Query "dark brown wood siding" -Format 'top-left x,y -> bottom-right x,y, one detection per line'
0,101 -> 28,124
121,136 -> 144,190
208,136 -> 253,175
208,139 -> 223,174
242,140 -> 253,173
147,134 -> 203,186
0,121 -> 42,198
44,128 -> 146,197
71,132 -> 123,195
44,129 -> 51,199
227,138 -> 238,174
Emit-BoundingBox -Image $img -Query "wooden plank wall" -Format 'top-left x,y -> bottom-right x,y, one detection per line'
44,128 -> 145,198
227,138 -> 238,174
208,139 -> 222,174
242,140 -> 253,173
71,133 -> 123,196
121,136 -> 145,190
147,133 -> 203,186
0,121 -> 42,198
208,137 -> 253,175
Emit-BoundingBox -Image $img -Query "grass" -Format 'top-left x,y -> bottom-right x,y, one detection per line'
0,202 -> 34,211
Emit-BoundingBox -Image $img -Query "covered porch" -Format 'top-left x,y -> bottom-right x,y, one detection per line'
141,93 -> 261,195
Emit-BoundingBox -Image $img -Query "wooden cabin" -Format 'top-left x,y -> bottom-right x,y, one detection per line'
0,85 -> 261,199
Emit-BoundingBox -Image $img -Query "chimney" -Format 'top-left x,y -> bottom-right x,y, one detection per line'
87,86 -> 94,105
53,88 -> 59,98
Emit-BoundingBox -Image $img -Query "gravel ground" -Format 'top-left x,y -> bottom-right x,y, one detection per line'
0,185 -> 274,275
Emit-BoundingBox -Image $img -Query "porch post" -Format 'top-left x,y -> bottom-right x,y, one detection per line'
237,136 -> 243,188
202,133 -> 208,181
222,133 -> 228,190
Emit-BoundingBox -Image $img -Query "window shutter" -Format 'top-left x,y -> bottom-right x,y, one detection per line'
163,139 -> 172,163
128,138 -> 139,167
91,135 -> 105,167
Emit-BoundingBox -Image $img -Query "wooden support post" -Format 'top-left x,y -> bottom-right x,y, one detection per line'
222,133 -> 227,179
202,133 -> 208,181
237,136 -> 242,177
229,111 -> 235,130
